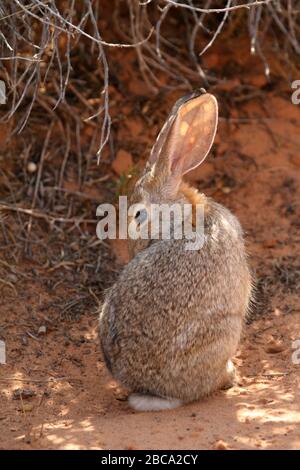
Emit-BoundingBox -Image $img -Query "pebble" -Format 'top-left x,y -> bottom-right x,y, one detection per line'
265,341 -> 286,354
38,325 -> 47,336
27,162 -> 37,173
213,439 -> 229,450
13,388 -> 36,400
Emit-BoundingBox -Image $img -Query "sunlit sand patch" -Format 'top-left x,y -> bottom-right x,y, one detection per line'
38,418 -> 100,450
237,400 -> 300,425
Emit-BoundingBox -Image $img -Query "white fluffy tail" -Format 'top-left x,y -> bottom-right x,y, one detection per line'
128,393 -> 182,412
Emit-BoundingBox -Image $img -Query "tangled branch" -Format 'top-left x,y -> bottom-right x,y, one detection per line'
0,0 -> 299,163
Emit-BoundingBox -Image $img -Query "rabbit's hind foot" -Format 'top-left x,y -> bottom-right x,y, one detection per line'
128,393 -> 182,412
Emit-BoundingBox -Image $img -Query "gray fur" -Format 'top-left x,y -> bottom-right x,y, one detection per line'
99,201 -> 251,404
98,93 -> 252,409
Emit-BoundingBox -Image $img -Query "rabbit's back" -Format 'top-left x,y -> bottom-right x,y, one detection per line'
99,201 -> 251,402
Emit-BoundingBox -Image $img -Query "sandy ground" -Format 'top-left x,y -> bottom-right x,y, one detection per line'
1,300 -> 300,450
1,89 -> 300,450
1,32 -> 300,449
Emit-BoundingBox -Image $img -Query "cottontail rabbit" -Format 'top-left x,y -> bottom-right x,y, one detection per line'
99,91 -> 252,411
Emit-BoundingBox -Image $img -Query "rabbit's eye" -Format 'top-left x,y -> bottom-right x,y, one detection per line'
134,208 -> 147,224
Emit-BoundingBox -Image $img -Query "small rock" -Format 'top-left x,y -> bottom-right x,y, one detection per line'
38,325 -> 47,336
265,341 -> 286,354
13,389 -> 36,400
221,186 -> 232,194
27,162 -> 37,173
213,439 -> 229,450
112,149 -> 133,176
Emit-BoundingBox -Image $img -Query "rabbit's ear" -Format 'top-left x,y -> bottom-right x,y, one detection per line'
149,94 -> 190,166
150,92 -> 218,178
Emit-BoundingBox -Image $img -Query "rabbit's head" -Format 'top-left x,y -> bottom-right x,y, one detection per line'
128,91 -> 218,258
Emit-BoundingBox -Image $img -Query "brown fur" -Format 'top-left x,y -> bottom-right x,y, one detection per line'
179,181 -> 208,227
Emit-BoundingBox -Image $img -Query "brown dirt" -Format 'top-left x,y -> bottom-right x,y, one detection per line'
1,41 -> 300,450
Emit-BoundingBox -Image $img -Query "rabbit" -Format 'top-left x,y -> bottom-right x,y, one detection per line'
99,91 -> 252,412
